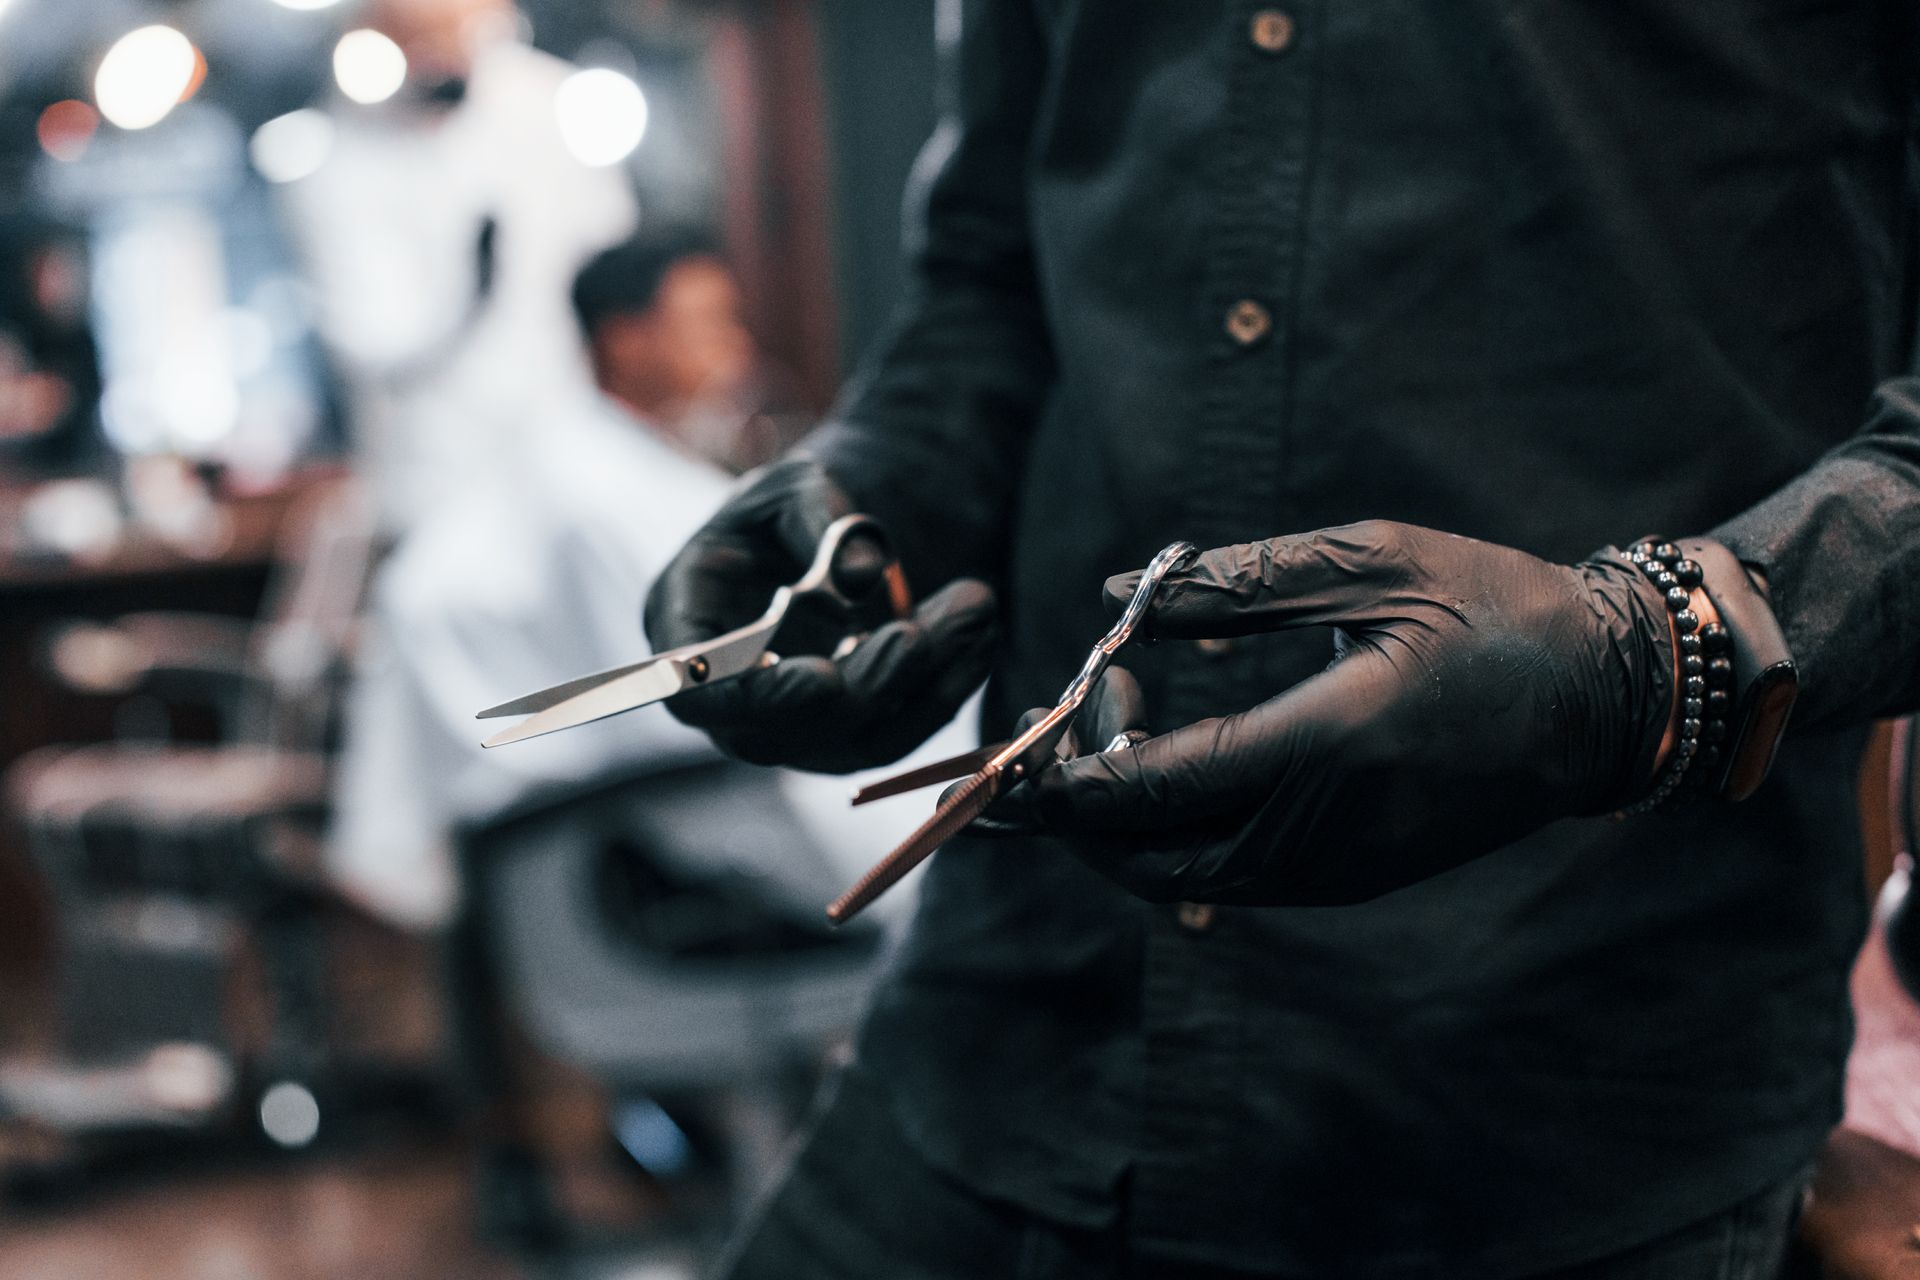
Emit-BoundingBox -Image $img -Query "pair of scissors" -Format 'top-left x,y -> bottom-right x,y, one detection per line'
824,539 -> 1197,925
476,515 -> 911,749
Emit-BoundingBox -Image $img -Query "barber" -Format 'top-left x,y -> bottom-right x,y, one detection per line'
647,3 -> 1920,1276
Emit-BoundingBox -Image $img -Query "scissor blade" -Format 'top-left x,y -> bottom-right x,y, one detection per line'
480,621 -> 777,749
849,742 -> 1009,806
481,659 -> 690,748
476,656 -> 666,720
827,766 -> 1007,924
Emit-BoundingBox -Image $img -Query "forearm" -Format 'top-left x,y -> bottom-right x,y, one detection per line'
804,276 -> 1052,592
799,0 -> 1054,594
1710,377 -> 1920,732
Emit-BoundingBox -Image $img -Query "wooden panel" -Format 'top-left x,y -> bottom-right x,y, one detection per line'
708,0 -> 842,412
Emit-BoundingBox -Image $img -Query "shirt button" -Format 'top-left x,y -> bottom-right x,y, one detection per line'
1177,902 -> 1216,933
1249,9 -> 1296,55
1225,299 -> 1272,346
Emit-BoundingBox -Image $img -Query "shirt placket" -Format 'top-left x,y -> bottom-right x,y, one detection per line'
1132,0 -> 1323,1253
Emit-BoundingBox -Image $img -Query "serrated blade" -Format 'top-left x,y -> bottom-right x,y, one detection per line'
847,742 -> 1008,806
826,767 -> 1006,924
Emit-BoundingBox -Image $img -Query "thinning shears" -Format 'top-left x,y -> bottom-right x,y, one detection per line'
824,539 -> 1197,924
475,514 -> 911,749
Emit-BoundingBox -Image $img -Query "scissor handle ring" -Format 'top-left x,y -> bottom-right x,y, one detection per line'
795,514 -> 907,615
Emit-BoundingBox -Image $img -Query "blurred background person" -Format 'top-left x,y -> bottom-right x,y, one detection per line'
330,231 -> 959,929
580,232 -> 807,474
329,232 -> 969,1239
279,0 -> 635,530
325,234 -> 726,926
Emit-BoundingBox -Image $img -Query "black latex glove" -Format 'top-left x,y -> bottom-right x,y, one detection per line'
985,521 -> 1675,905
644,457 -> 997,772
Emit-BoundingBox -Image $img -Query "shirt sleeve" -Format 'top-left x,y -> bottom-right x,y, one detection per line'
1710,374 -> 1920,732
803,0 -> 1054,592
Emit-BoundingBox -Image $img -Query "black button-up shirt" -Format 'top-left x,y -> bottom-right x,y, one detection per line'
809,2 -> 1920,1275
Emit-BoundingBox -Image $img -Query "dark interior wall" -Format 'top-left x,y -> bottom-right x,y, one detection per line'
815,0 -> 939,375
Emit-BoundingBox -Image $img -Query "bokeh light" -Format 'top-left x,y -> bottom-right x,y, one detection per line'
94,25 -> 201,131
36,100 -> 100,162
333,28 -> 407,106
555,67 -> 648,167
258,1080 -> 321,1148
249,108 -> 335,183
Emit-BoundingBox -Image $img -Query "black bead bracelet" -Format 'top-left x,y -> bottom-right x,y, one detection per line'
1619,540 -> 1735,814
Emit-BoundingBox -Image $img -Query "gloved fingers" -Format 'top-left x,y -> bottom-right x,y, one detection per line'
711,457 -> 851,553
1002,667 -> 1147,786
670,581 -> 995,773
800,578 -> 996,768
1102,521 -> 1426,639
1005,657 -> 1376,836
644,460 -> 854,651
1080,666 -> 1148,748
1056,818 -> 1262,905
834,578 -> 997,711
1000,704 -> 1069,776
666,653 -> 843,730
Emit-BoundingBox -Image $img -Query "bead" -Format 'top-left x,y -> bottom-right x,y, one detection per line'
1681,717 -> 1703,739
1629,549 -> 1650,564
1642,560 -> 1668,578
1682,655 -> 1704,676
1665,586 -> 1691,611
1706,689 -> 1731,717
1684,697 -> 1703,718
1700,623 -> 1730,653
1675,609 -> 1700,633
1673,559 -> 1703,588
1684,675 -> 1706,697
1679,633 -> 1702,656
1653,542 -> 1680,562
1655,571 -> 1680,589
1704,719 -> 1727,742
1706,656 -> 1733,685
1677,740 -> 1698,758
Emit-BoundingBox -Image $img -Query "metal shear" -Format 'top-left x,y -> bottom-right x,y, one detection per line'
476,514 -> 911,749
825,539 -> 1197,924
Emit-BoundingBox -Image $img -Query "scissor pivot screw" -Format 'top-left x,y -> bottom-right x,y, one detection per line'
688,657 -> 711,683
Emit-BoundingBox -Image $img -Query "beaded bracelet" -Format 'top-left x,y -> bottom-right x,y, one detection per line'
1618,540 -> 1736,815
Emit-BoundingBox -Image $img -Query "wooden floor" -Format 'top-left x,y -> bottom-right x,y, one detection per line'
0,1144 -> 527,1280
0,919 -> 1912,1280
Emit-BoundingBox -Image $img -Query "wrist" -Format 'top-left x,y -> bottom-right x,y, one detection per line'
1673,537 -> 1798,801
1616,543 -> 1738,814
1651,579 -> 1723,772
1618,537 -> 1798,813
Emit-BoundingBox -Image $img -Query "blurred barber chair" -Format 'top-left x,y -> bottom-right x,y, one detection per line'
453,759 -> 886,1249
0,477 -> 384,1163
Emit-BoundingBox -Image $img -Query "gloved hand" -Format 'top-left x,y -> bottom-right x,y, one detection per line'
984,521 -> 1676,905
645,457 -> 998,772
